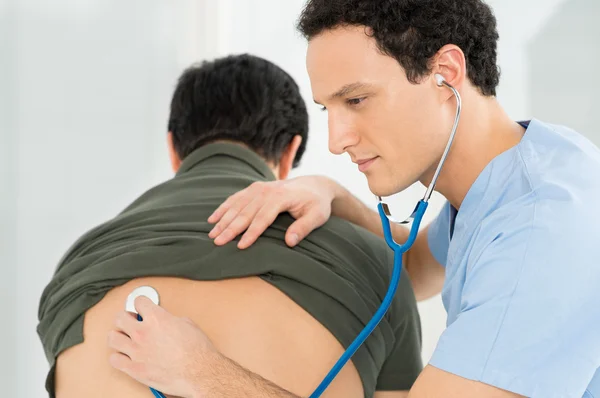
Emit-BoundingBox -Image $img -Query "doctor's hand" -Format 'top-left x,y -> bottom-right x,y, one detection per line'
108,296 -> 219,398
208,175 -> 341,249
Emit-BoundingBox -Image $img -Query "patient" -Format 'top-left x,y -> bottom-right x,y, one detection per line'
37,54 -> 422,398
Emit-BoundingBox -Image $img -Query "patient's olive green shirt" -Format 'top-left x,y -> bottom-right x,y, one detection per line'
37,143 -> 423,397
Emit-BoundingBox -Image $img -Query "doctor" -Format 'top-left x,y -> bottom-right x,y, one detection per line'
109,0 -> 600,397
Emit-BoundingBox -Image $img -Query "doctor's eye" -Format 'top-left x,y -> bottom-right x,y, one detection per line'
346,97 -> 365,106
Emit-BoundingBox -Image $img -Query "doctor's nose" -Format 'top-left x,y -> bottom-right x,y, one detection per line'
328,117 -> 359,155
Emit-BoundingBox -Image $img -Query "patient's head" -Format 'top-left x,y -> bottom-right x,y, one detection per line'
167,54 -> 309,180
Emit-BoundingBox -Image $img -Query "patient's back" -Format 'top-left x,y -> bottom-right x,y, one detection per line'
39,143 -> 422,398
55,276 -> 364,398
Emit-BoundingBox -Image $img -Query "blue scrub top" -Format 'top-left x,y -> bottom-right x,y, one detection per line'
427,118 -> 600,398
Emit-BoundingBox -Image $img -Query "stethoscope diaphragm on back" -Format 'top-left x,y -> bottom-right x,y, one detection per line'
125,285 -> 160,315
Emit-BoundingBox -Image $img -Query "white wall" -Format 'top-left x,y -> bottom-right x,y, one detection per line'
8,1 -> 206,396
5,1 -> 598,397
211,0 -> 600,365
528,0 -> 600,141
1,1 -> 17,396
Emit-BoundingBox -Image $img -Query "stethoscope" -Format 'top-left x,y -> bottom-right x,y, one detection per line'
309,73 -> 462,397
126,74 -> 461,398
126,286 -> 167,398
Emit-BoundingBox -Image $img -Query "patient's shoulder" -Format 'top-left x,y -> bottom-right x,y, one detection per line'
314,215 -> 394,268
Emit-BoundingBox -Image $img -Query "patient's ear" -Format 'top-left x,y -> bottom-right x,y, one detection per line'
277,135 -> 303,180
167,132 -> 182,172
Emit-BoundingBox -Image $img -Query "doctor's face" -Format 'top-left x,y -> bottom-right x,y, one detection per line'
306,26 -> 449,196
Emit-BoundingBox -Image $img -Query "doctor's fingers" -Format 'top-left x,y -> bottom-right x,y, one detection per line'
212,194 -> 272,246
108,352 -> 147,383
285,209 -> 329,247
208,192 -> 258,240
107,330 -> 137,358
237,199 -> 286,249
133,295 -> 166,322
114,310 -> 143,336
208,190 -> 248,229
208,181 -> 275,225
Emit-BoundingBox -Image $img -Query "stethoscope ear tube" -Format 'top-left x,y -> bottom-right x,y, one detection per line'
311,80 -> 461,397
122,80 -> 462,398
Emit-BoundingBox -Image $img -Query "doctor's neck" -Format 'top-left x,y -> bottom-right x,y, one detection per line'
426,89 -> 526,210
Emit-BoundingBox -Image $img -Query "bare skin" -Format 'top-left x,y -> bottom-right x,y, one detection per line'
199,25 -> 526,398
103,18 -> 530,397
55,276 -> 364,398
104,25 -> 528,397
55,136 -> 408,397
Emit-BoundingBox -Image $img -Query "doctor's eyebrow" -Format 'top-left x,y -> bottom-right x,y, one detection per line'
314,82 -> 374,105
329,82 -> 373,100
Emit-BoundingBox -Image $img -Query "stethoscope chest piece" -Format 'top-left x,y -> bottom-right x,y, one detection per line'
125,285 -> 160,314
125,285 -> 166,398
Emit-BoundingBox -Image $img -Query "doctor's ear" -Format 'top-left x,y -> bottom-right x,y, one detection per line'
431,44 -> 466,92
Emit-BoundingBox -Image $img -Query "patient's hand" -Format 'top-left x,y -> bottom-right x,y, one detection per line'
208,175 -> 338,249
108,296 -> 218,398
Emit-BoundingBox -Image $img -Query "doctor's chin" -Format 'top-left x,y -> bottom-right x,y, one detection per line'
366,177 -> 413,199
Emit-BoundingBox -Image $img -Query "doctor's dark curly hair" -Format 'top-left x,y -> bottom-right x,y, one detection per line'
297,0 -> 501,96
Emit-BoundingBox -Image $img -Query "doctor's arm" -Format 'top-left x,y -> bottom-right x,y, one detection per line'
108,296 -> 299,398
188,362 -> 519,398
208,176 -> 444,300
109,298 -> 520,398
408,366 -> 524,398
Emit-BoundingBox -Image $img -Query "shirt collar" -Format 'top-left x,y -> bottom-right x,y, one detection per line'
176,142 -> 277,181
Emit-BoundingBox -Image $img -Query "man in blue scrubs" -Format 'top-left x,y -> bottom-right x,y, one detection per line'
108,0 -> 600,397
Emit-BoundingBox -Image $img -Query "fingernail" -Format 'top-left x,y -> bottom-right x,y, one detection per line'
214,233 -> 227,246
289,233 -> 299,246
208,227 -> 219,238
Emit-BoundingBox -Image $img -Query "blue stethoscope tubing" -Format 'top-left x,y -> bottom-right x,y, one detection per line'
309,201 -> 428,397
309,74 -> 461,397
136,313 -> 168,398
129,75 -> 460,398
149,388 -> 166,398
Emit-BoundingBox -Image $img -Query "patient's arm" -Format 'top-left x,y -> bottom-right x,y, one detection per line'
54,276 -> 364,398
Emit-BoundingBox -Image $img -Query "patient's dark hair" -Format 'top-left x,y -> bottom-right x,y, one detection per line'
168,54 -> 309,166
297,0 -> 500,96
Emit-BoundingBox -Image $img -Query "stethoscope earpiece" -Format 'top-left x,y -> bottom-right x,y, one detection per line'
435,73 -> 446,86
311,68 -> 462,398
